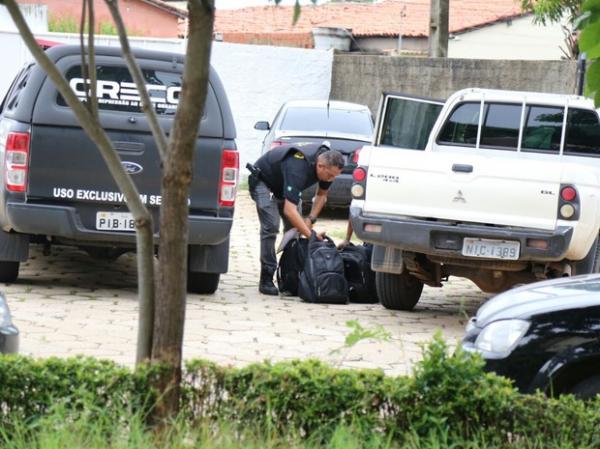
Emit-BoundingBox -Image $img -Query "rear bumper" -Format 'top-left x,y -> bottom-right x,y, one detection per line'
301,173 -> 352,207
6,202 -> 232,246
351,206 -> 573,261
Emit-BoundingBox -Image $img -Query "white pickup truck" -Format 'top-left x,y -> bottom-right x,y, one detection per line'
350,88 -> 600,310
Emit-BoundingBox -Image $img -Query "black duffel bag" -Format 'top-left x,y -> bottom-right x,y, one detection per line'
339,243 -> 379,303
298,232 -> 348,304
277,237 -> 308,296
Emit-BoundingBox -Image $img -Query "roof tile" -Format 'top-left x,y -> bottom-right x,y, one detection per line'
214,0 -> 525,38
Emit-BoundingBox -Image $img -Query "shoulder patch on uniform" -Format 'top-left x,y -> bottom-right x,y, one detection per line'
294,152 -> 304,159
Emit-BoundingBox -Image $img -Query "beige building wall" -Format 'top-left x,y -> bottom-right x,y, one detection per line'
449,15 -> 568,60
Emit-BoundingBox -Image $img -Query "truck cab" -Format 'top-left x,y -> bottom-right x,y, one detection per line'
351,88 -> 600,310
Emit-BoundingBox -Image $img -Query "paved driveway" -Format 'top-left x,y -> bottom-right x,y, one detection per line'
7,191 -> 488,375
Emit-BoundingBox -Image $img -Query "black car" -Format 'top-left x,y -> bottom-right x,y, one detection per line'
462,274 -> 600,399
0,292 -> 18,354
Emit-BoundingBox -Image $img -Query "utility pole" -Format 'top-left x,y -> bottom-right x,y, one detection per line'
429,0 -> 449,57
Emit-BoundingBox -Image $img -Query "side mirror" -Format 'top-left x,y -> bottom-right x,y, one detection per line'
254,121 -> 270,131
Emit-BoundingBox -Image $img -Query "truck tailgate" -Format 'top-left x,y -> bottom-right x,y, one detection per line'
363,148 -> 561,231
27,125 -> 221,212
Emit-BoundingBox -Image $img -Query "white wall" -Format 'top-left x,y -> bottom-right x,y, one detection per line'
0,4 -> 48,33
211,42 -> 333,169
449,15 -> 568,60
0,32 -> 332,172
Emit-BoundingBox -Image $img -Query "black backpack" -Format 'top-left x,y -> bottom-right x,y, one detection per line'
298,233 -> 348,304
277,237 -> 308,296
339,243 -> 379,303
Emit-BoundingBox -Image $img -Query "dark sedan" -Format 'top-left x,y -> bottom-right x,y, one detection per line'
462,274 -> 600,399
0,292 -> 18,354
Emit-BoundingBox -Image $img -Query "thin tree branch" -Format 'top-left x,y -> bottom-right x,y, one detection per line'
88,0 -> 98,115
3,0 -> 155,364
105,0 -> 169,163
79,0 -> 90,109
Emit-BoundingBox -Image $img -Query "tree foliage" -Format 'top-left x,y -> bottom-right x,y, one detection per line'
522,0 -> 584,25
580,0 -> 600,105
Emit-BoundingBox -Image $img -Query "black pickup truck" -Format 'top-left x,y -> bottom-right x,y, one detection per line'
0,45 -> 238,293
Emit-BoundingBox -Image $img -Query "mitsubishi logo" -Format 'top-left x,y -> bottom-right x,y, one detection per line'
453,190 -> 466,203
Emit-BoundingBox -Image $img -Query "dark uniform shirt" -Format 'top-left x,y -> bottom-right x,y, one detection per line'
254,143 -> 332,205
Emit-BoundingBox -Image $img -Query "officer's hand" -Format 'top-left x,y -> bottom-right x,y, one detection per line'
304,217 -> 314,229
337,239 -> 350,250
316,230 -> 327,240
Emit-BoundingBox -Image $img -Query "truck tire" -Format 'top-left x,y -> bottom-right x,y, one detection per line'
569,375 -> 600,400
0,261 -> 19,283
187,272 -> 220,294
376,271 -> 423,311
572,236 -> 600,275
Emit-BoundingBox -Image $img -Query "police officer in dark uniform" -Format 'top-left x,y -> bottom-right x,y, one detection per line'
248,143 -> 345,295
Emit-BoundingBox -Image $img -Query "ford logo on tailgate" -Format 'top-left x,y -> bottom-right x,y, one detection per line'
122,161 -> 143,175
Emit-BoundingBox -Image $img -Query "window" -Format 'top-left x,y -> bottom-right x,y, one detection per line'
280,107 -> 373,137
438,102 -> 480,146
479,103 -> 521,150
564,108 -> 600,157
379,97 -> 442,150
1,65 -> 32,114
522,106 -> 563,153
57,65 -> 182,115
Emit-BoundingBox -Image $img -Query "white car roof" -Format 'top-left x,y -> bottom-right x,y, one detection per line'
451,88 -> 596,110
282,100 -> 371,112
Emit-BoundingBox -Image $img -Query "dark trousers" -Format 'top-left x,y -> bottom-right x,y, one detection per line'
249,177 -> 297,275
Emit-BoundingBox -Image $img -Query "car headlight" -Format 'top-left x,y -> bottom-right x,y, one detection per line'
474,319 -> 530,358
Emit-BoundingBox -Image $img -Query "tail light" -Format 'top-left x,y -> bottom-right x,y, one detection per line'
4,131 -> 30,192
270,140 -> 285,150
352,147 -> 362,164
353,167 -> 366,182
558,184 -> 579,220
351,166 -> 367,199
218,149 -> 239,207
560,186 -> 576,202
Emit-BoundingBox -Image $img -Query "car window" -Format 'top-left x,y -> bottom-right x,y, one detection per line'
479,103 -> 521,150
379,97 -> 442,150
437,102 -> 480,146
57,65 -> 181,116
280,106 -> 373,136
521,105 -> 563,153
564,108 -> 600,157
1,65 -> 32,114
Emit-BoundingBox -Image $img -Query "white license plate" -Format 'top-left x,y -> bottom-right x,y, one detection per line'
96,211 -> 135,231
461,238 -> 520,260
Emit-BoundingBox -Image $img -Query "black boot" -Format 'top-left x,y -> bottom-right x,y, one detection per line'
259,268 -> 278,296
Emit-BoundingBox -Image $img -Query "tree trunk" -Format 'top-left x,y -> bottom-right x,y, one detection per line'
151,0 -> 215,421
428,0 -> 449,57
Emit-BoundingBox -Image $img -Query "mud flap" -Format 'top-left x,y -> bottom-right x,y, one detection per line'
371,245 -> 404,274
0,231 -> 28,262
189,237 -> 230,274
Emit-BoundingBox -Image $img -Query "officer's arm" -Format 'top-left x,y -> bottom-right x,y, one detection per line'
307,187 -> 328,221
283,200 -> 313,238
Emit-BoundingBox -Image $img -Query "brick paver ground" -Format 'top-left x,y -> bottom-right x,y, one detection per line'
6,190 -> 489,375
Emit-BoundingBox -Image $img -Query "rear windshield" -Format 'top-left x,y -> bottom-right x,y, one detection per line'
280,106 -> 373,136
57,65 -> 181,115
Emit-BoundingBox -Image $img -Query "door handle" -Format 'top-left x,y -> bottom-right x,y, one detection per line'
452,164 -> 473,173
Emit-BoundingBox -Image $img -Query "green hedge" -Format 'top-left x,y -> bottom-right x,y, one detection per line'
0,337 -> 599,447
